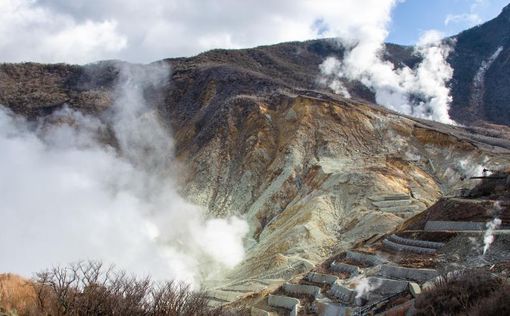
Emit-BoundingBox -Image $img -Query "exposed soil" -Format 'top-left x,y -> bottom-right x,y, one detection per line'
395,255 -> 440,269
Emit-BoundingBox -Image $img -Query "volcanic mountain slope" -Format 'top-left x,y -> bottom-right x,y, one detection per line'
164,2 -> 510,127
448,3 -> 510,125
238,172 -> 510,315
1,5 -> 510,308
174,89 -> 510,301
2,59 -> 510,284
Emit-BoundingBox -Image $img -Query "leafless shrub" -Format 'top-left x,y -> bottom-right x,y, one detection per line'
415,269 -> 506,316
30,261 -> 217,316
468,283 -> 510,316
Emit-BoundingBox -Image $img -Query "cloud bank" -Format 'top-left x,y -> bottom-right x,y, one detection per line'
0,62 -> 248,284
1,0 -> 418,64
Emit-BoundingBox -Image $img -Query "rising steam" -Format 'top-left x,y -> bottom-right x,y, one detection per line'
352,275 -> 382,300
320,2 -> 455,124
0,62 -> 248,285
471,46 -> 503,109
483,201 -> 503,255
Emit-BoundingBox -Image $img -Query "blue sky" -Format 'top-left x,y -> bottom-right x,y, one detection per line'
388,0 -> 509,44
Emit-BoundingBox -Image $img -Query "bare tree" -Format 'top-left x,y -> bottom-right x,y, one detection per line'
29,261 -> 216,316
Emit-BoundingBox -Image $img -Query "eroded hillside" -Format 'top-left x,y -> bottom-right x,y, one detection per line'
1,57 -> 510,284
1,9 -> 510,310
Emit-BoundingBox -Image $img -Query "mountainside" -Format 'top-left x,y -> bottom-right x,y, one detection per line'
1,5 -> 510,314
2,3 -> 510,128
239,173 -> 510,315
448,3 -> 510,125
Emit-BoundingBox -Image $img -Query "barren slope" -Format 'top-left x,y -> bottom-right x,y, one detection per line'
1,13 -> 510,303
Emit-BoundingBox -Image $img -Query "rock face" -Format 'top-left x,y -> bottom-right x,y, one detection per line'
1,6 -> 510,295
178,90 -> 510,284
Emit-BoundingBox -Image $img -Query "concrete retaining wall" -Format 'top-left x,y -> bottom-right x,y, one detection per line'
268,295 -> 299,316
369,194 -> 410,201
379,205 -> 421,213
329,281 -> 356,304
346,251 -> 383,266
283,283 -> 321,298
305,272 -> 338,285
377,265 -> 438,283
424,221 -> 486,231
383,239 -> 437,254
206,289 -> 242,302
368,277 -> 409,296
372,200 -> 412,208
250,307 -> 271,316
388,234 -> 445,249
330,262 -> 361,276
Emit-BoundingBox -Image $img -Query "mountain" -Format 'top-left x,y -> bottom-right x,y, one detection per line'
1,5 -> 510,315
1,4 -> 510,127
2,2 -> 510,127
448,3 -> 510,125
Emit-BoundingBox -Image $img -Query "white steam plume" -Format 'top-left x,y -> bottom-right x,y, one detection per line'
0,62 -> 248,285
483,201 -> 502,255
483,218 -> 501,255
320,2 -> 455,124
352,275 -> 382,300
456,157 -> 490,180
319,57 -> 350,98
471,46 -> 503,109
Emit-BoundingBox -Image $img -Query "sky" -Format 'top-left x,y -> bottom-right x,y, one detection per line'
0,0 -> 507,64
388,0 -> 509,44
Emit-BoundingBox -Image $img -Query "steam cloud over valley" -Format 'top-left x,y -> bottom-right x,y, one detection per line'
0,62 -> 248,284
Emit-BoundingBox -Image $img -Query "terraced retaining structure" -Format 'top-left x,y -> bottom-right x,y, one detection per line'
268,295 -> 299,316
346,251 -> 384,266
283,283 -> 321,298
330,262 -> 361,276
364,277 -> 409,297
377,265 -> 438,283
424,220 -> 486,231
329,281 -> 356,304
305,272 -> 338,285
387,234 -> 445,249
383,239 -> 437,254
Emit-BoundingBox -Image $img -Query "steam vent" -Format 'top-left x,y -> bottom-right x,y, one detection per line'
1,1 -> 510,316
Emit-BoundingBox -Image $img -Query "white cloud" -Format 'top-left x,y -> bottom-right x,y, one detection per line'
40,20 -> 127,63
444,13 -> 482,26
0,0 -> 127,64
0,0 -> 408,64
444,0 -> 489,27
